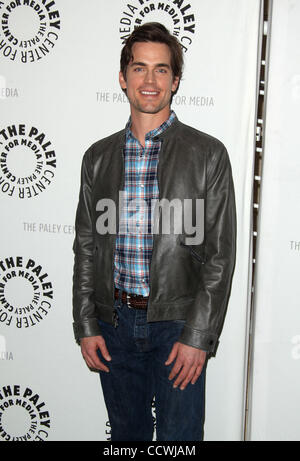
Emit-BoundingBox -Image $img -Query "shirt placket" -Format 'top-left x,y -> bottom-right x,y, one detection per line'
136,140 -> 149,292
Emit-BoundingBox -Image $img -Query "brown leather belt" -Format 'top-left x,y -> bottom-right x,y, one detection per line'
114,287 -> 148,310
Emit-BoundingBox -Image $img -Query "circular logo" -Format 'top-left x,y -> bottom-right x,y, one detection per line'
0,123 -> 56,199
0,0 -> 61,63
0,256 -> 54,329
119,0 -> 196,53
0,384 -> 51,441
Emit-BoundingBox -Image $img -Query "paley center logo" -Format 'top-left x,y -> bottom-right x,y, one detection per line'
119,0 -> 196,53
0,384 -> 51,441
96,191 -> 204,245
0,0 -> 60,63
0,256 -> 54,329
0,123 -> 57,199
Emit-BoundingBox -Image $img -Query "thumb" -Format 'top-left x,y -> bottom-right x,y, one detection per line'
97,337 -> 111,361
165,342 -> 179,366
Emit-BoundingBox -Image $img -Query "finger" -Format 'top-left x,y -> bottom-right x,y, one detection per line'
168,359 -> 184,381
82,354 -> 94,370
191,364 -> 204,385
82,345 -> 110,372
165,342 -> 179,366
178,365 -> 198,390
172,365 -> 191,389
86,351 -> 110,372
89,347 -> 110,372
98,339 -> 111,362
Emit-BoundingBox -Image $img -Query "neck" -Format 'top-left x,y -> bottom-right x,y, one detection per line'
130,107 -> 171,146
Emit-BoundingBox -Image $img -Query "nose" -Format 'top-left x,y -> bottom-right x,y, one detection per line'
144,69 -> 156,84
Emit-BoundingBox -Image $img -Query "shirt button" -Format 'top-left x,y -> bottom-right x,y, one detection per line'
140,183 -> 144,188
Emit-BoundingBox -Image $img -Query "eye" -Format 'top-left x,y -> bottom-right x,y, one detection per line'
134,67 -> 144,72
156,68 -> 168,74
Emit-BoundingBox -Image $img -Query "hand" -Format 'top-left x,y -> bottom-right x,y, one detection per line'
165,342 -> 207,390
80,335 -> 111,372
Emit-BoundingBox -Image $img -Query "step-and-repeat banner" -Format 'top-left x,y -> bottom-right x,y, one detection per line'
0,0 -> 260,440
248,0 -> 300,441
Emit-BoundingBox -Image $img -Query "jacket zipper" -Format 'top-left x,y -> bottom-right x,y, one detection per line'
147,138 -> 163,310
111,140 -> 125,325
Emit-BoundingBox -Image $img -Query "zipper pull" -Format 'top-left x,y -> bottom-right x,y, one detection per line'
113,309 -> 119,328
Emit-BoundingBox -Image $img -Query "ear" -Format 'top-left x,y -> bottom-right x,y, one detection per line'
119,71 -> 127,91
171,76 -> 179,93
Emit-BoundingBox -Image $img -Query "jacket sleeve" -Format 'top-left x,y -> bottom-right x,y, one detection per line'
72,147 -> 102,343
179,143 -> 236,354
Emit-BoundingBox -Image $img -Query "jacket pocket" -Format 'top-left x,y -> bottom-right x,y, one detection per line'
180,241 -> 206,265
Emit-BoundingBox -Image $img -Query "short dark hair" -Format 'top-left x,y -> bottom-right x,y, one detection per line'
120,22 -> 184,83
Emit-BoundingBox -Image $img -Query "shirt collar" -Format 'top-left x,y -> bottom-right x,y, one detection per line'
125,110 -> 176,141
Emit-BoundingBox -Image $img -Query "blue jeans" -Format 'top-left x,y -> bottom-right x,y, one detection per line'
97,292 -> 206,441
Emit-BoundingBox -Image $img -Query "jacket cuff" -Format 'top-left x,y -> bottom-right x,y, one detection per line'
179,324 -> 219,354
73,318 -> 102,343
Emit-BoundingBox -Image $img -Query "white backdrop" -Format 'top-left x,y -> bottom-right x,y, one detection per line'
0,0 -> 261,441
248,0 -> 300,441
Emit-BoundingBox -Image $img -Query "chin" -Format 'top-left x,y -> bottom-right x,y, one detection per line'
136,102 -> 170,115
139,107 -> 163,114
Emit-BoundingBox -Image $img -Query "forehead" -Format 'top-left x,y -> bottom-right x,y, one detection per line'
130,41 -> 172,65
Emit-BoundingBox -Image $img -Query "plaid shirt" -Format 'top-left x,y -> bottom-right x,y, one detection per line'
114,111 -> 176,296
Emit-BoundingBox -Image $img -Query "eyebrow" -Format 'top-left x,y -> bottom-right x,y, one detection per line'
130,61 -> 171,69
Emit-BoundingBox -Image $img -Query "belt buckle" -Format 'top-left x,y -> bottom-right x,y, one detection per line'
126,292 -> 133,308
127,292 -> 141,309
126,292 -> 147,309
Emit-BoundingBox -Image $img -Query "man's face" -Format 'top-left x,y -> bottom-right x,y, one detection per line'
119,41 -> 179,116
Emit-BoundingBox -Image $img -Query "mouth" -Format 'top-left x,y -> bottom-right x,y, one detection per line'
140,90 -> 160,96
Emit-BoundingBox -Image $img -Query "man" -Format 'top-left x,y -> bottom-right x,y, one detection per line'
73,22 -> 236,441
